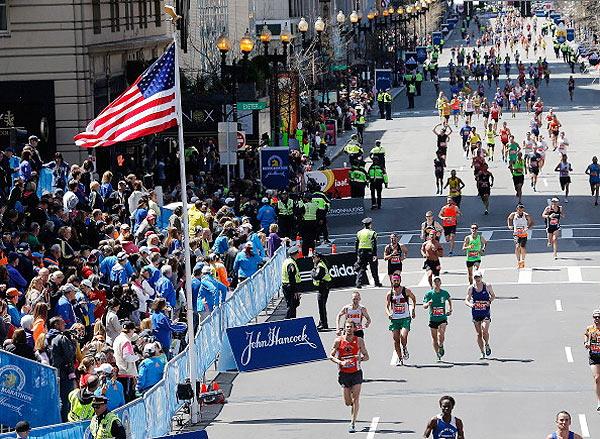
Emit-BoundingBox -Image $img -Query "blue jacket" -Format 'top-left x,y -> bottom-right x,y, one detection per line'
212,235 -> 229,255
249,233 -> 266,258
257,204 -> 277,231
136,356 -> 166,393
233,251 -> 262,279
56,295 -> 77,328
154,276 -> 177,308
109,262 -> 128,286
7,304 -> 22,328
151,311 -> 186,354
7,265 -> 27,292
143,265 -> 161,289
99,256 -> 117,280
191,277 -> 202,312
94,380 -> 125,411
201,275 -> 227,312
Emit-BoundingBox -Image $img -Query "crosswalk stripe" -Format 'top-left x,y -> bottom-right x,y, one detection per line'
518,268 -> 532,284
400,234 -> 414,244
562,228 -> 573,238
418,273 -> 430,287
390,350 -> 399,366
568,266 -> 583,283
579,414 -> 590,438
367,417 -> 380,439
565,346 -> 574,363
482,230 -> 493,241
555,300 -> 563,312
527,229 -> 533,239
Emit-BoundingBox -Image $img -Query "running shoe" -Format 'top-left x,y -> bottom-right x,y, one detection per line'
597,402 -> 600,412
480,352 -> 486,360
484,210 -> 489,215
403,349 -> 410,360
396,357 -> 403,367
348,423 -> 356,433
436,352 -> 442,362
448,251 -> 453,257
485,343 -> 492,356
439,345 -> 445,358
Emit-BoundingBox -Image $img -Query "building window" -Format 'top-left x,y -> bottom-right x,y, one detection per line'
138,0 -> 148,28
110,0 -> 120,32
0,0 -> 7,32
154,0 -> 161,26
124,0 -> 134,30
92,0 -> 101,34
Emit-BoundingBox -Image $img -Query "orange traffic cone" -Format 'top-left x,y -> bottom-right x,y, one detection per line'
212,381 -> 220,391
200,383 -> 208,393
331,244 -> 337,254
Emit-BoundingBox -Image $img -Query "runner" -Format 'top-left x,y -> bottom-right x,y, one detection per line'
475,163 -> 494,215
506,135 -> 520,164
568,75 -> 575,101
545,411 -> 583,439
529,150 -> 541,192
438,197 -> 461,256
385,274 -> 416,366
499,122 -> 511,162
421,211 -> 444,241
522,131 -> 535,167
557,132 -> 569,155
444,170 -> 465,207
465,271 -> 495,359
507,203 -> 534,268
509,152 -> 526,203
421,231 -> 444,288
542,197 -> 564,260
335,292 -> 372,338
584,309 -> 600,412
585,156 -> 600,206
330,320 -> 369,433
463,224 -> 487,284
554,154 -> 573,202
423,395 -> 465,439
383,233 -> 409,281
484,123 -> 497,160
423,276 -> 453,361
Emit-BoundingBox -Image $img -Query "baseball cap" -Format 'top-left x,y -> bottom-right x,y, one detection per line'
117,251 -> 128,261
17,242 -> 30,252
201,265 -> 212,274
225,197 -> 235,205
81,279 -> 93,289
516,203 -> 525,208
6,288 -> 21,298
120,223 -> 131,230
288,245 -> 300,255
261,197 -> 269,203
28,135 -> 40,142
551,197 -> 560,202
15,421 -> 30,433
94,363 -> 114,375
146,212 -> 156,220
593,309 -> 600,317
473,270 -> 483,278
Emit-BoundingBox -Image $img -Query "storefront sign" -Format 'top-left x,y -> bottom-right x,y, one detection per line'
226,317 -> 327,372
304,168 -> 351,198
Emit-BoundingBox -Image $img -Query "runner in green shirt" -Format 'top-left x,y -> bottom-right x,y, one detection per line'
507,135 -> 520,163
423,277 -> 453,361
462,223 -> 487,285
510,151 -> 527,203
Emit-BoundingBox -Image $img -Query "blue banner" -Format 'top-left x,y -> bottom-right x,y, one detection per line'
260,147 -> 289,190
226,317 -> 327,372
415,46 -> 427,63
432,32 -> 442,46
567,28 -> 575,42
0,350 -> 61,428
375,69 -> 392,91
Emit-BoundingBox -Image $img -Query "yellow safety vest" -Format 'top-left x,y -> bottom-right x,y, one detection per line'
302,201 -> 318,221
90,412 -> 120,439
67,390 -> 95,422
281,258 -> 301,284
277,199 -> 294,216
313,260 -> 332,286
383,93 -> 392,103
357,229 -> 376,249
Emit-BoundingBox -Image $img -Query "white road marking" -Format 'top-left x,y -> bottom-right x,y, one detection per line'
555,299 -> 563,312
543,178 -> 548,187
367,416 -> 380,439
565,346 -> 574,363
579,414 -> 590,438
400,234 -> 414,244
390,351 -> 399,366
527,229 -> 533,239
568,266 -> 583,283
482,230 -> 493,241
418,273 -> 430,287
518,268 -> 532,284
562,228 -> 573,238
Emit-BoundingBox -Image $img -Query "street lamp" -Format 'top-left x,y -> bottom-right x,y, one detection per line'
337,10 -> 346,25
260,24 -> 272,56
280,23 -> 292,66
298,17 -> 309,48
216,33 -> 232,81
239,29 -> 255,58
350,10 -> 359,25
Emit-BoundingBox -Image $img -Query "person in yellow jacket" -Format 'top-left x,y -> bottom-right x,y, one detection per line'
68,375 -> 100,422
89,395 -> 126,439
188,199 -> 208,238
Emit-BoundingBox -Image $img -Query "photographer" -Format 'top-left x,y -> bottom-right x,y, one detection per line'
136,343 -> 166,395
94,363 -> 125,411
150,298 -> 186,359
46,316 -> 77,421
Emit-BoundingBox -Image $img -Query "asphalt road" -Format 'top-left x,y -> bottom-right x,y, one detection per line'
204,13 -> 600,439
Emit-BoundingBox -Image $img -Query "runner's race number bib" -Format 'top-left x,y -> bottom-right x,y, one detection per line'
432,306 -> 445,316
473,301 -> 488,311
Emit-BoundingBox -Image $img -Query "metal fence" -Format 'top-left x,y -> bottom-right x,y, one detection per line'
0,246 -> 286,439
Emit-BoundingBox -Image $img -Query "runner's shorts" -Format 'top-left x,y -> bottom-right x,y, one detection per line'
389,317 -> 411,331
338,370 -> 363,388
429,319 -> 448,329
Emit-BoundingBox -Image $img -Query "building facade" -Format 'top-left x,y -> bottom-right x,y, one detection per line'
0,0 -> 171,163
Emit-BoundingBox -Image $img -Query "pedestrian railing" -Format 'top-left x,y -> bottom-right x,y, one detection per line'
0,245 -> 286,439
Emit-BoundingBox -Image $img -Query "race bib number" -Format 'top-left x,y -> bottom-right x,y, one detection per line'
393,303 -> 406,314
473,301 -> 488,311
340,355 -> 357,370
550,217 -> 559,225
391,256 -> 401,263
514,227 -> 525,236
432,306 -> 445,316
468,250 -> 479,258
591,343 -> 600,354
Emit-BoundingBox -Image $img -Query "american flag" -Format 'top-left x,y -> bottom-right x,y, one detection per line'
75,43 -> 178,148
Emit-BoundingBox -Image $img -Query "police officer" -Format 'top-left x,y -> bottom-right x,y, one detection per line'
407,81 -> 417,109
312,189 -> 331,244
383,89 -> 393,120
370,140 -> 386,169
415,69 -> 424,96
377,90 -> 385,119
89,395 -> 126,439
299,192 -> 318,255
276,191 -> 296,238
354,109 -> 367,144
311,252 -> 331,330
355,218 -> 382,288
344,134 -> 364,166
349,160 -> 369,198
368,162 -> 388,209
282,246 -> 302,319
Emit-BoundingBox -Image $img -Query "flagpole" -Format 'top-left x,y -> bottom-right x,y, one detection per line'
166,5 -> 200,424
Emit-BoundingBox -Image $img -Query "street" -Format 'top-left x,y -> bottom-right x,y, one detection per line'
205,13 -> 600,439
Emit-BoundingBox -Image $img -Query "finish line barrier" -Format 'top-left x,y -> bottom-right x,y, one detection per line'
0,246 -> 286,439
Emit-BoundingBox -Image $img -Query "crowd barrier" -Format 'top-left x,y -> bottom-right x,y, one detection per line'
0,246 -> 286,439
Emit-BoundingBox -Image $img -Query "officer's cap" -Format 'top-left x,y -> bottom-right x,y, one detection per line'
288,245 -> 300,255
91,395 -> 108,407
362,217 -> 372,225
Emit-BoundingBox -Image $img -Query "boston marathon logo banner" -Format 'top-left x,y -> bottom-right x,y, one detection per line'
0,350 -> 61,428
226,317 -> 327,372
